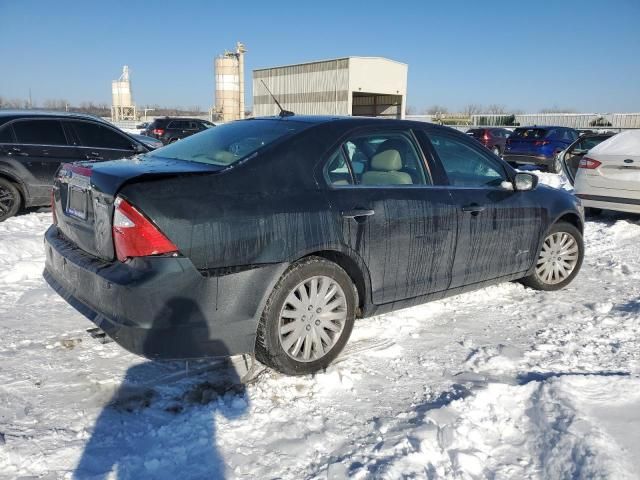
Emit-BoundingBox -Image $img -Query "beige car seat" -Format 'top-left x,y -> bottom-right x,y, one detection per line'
361,149 -> 413,185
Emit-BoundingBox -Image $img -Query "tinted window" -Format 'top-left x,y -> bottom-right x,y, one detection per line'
72,122 -> 133,150
340,131 -> 429,186
169,120 -> 187,129
575,136 -> 610,151
466,129 -> 484,138
428,132 -> 507,187
0,126 -> 13,143
512,128 -> 548,139
149,119 -> 309,166
13,120 -> 68,145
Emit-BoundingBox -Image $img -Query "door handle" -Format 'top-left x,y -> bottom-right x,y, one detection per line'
462,204 -> 486,215
341,209 -> 375,219
9,147 -> 28,157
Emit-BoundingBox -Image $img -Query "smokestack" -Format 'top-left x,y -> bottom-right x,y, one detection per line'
237,42 -> 246,119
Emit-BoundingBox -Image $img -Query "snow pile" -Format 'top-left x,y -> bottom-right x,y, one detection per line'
1,204 -> 640,479
590,130 -> 640,156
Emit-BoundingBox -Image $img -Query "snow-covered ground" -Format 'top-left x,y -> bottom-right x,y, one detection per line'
1,172 -> 639,479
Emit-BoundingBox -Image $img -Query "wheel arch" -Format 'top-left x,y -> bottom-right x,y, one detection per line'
555,211 -> 583,234
300,248 -> 371,316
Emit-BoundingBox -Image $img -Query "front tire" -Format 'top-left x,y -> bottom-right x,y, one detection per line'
548,155 -> 562,174
521,221 -> 583,291
0,178 -> 21,222
255,256 -> 356,375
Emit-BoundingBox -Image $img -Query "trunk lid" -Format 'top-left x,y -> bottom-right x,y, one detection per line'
52,156 -> 221,260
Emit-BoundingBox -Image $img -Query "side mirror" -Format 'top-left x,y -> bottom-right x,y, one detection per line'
133,143 -> 147,153
514,172 -> 538,191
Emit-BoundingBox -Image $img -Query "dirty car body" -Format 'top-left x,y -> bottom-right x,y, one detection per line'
43,116 -> 583,361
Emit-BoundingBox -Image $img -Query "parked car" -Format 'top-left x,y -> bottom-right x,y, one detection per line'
0,111 -> 152,222
503,126 -> 579,173
131,133 -> 163,150
559,132 -> 615,184
466,127 -> 512,156
564,130 -> 640,214
44,116 -> 584,375
142,117 -> 215,144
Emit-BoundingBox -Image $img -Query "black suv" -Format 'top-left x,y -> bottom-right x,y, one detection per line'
142,117 -> 215,144
0,111 -> 151,221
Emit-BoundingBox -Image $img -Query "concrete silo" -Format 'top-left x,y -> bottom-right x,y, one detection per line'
214,42 -> 246,122
111,65 -> 137,121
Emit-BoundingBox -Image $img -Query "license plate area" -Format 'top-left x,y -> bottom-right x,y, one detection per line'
66,186 -> 88,220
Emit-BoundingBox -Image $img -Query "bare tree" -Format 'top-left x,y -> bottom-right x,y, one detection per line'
424,105 -> 449,115
462,104 -> 482,117
539,106 -> 577,114
486,104 -> 506,115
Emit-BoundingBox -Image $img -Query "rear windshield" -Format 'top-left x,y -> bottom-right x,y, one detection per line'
512,128 -> 548,139
148,119 -> 309,166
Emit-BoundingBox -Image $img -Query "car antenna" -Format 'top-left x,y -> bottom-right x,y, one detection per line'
260,80 -> 294,118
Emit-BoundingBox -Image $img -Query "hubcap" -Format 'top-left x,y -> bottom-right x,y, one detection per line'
0,186 -> 16,215
278,275 -> 347,363
536,232 -> 579,284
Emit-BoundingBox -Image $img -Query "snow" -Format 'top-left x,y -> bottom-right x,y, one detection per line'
1,172 -> 640,479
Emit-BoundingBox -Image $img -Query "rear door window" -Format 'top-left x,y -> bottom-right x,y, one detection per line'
13,119 -> 68,145
71,121 -> 133,150
326,130 -> 430,186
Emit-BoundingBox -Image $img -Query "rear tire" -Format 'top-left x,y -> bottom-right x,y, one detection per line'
520,221 -> 583,291
0,178 -> 21,222
585,207 -> 603,217
255,256 -> 356,375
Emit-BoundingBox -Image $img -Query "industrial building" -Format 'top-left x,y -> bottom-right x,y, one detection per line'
111,66 -> 136,121
252,57 -> 408,119
214,42 -> 247,122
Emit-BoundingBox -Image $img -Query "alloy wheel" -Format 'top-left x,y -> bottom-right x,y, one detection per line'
278,275 -> 348,362
535,232 -> 579,284
0,185 -> 16,216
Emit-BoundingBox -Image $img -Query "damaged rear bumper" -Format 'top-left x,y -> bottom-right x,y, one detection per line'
43,226 -> 287,359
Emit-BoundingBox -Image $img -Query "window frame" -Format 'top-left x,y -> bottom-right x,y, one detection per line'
423,128 -> 514,190
8,118 -> 71,147
321,127 -> 435,190
65,119 -> 137,152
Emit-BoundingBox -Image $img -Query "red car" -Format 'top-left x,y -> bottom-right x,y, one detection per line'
466,128 -> 512,157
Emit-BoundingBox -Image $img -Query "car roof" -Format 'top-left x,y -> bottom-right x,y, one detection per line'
239,115 -> 458,132
515,125 -> 573,130
0,109 -> 107,125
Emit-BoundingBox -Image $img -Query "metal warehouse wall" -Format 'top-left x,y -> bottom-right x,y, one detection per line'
252,57 -> 408,118
253,59 -> 350,117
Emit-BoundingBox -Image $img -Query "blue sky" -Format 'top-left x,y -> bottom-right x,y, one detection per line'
1,0 -> 639,113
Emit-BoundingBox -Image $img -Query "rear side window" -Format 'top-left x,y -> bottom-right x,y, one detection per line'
428,131 -> 507,187
0,126 -> 13,143
13,120 -> 68,145
512,128 -> 548,139
325,131 -> 430,187
149,119 -> 309,166
71,121 -> 133,150
168,120 -> 187,129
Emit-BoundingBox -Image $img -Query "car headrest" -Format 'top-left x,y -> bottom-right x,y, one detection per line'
371,149 -> 402,171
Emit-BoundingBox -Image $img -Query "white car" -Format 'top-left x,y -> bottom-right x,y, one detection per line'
571,130 -> 640,214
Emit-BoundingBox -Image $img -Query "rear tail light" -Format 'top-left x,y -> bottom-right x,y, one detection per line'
51,188 -> 57,225
152,128 -> 165,136
112,197 -> 178,262
578,157 -> 602,169
483,133 -> 490,141
534,140 -> 550,146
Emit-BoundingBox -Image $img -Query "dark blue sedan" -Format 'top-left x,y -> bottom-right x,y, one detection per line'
503,126 -> 579,173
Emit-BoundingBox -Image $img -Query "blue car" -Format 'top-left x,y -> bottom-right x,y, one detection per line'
503,126 -> 579,173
